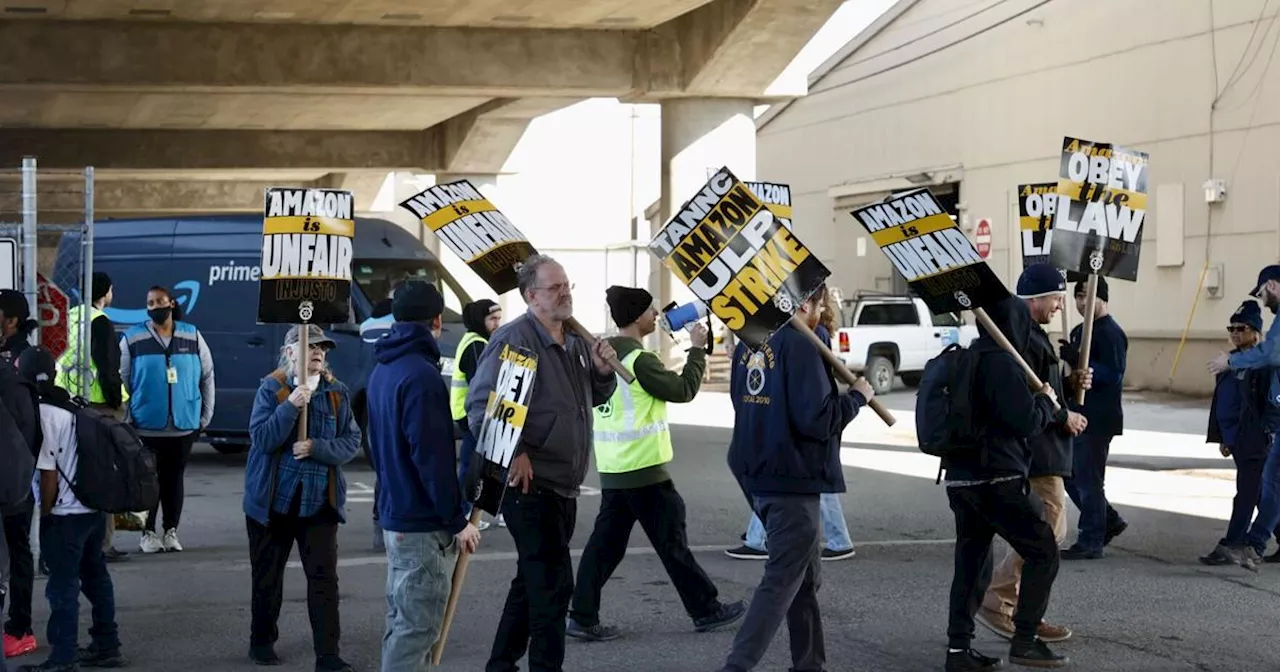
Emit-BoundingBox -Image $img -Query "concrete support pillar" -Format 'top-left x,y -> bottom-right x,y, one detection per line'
656,97 -> 756,360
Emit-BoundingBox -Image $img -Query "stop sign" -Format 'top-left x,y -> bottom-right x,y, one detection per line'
975,219 -> 992,259
37,273 -> 70,358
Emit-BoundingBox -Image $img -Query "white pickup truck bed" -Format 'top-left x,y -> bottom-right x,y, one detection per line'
832,295 -> 978,395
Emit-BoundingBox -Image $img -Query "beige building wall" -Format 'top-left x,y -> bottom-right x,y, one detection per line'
758,0 -> 1280,394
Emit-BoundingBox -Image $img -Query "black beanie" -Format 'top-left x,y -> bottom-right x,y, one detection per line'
392,281 -> 444,323
606,286 -> 653,328
91,272 -> 113,303
1075,276 -> 1109,302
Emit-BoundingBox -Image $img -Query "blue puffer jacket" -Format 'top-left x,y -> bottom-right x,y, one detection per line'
243,370 -> 362,525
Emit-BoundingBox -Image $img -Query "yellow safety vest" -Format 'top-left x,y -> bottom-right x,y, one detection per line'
450,331 -> 488,420
591,349 -> 673,474
55,305 -> 129,405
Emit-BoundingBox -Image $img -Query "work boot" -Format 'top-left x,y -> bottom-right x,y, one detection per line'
945,648 -> 1003,671
249,645 -> 282,666
693,600 -> 747,633
1104,521 -> 1128,546
1009,637 -> 1068,668
566,618 -> 621,642
1036,622 -> 1072,644
77,646 -> 127,668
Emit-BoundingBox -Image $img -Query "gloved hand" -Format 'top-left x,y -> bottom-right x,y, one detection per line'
1058,339 -> 1080,368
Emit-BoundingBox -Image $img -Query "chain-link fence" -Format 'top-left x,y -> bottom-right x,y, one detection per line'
0,158 -> 96,394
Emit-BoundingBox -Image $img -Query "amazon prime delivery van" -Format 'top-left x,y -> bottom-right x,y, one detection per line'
53,215 -> 472,454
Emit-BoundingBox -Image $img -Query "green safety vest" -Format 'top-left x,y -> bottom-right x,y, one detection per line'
55,305 -> 129,405
450,331 -> 488,420
591,349 -> 673,474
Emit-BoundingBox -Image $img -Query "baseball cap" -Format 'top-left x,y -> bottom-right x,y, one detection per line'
284,324 -> 336,349
1251,265 -> 1280,298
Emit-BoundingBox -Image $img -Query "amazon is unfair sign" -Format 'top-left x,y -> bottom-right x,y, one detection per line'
257,187 -> 355,325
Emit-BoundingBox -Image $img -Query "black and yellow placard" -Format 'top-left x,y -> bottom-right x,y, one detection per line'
1018,182 -> 1058,269
468,343 -> 538,515
258,187 -> 354,324
1048,136 -> 1148,281
399,180 -> 536,294
851,188 -> 1009,314
745,182 -> 793,227
649,167 -> 829,349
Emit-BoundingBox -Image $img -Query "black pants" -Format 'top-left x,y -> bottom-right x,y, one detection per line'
143,434 -> 196,533
2,501 -> 34,637
570,480 -> 719,626
946,479 -> 1060,648
487,490 -> 576,672
1222,453 -> 1280,547
245,513 -> 341,659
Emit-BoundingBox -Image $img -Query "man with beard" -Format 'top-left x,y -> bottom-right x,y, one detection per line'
1211,265 -> 1280,570
976,264 -> 1088,644
467,254 -> 617,672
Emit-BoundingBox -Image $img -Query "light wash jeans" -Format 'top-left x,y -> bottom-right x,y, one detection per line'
745,492 -> 852,552
382,529 -> 458,672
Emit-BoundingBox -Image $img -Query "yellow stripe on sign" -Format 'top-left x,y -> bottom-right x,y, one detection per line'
421,199 -> 498,232
263,216 -> 355,237
1056,179 -> 1148,210
1020,215 -> 1051,232
763,203 -> 793,219
869,213 -> 954,247
498,400 -> 528,429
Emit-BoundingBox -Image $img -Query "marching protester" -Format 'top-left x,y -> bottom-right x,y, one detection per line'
941,296 -> 1065,671
1059,277 -> 1128,560
16,346 -> 126,672
1210,266 -> 1280,570
719,284 -> 874,672
0,324 -> 39,663
120,286 -> 215,554
568,286 -> 745,642
0,290 -> 35,365
727,290 -> 856,562
1202,300 -> 1280,565
975,264 -> 1087,643
452,298 -> 503,530
466,254 -> 617,672
366,282 -> 481,671
243,325 -> 360,671
56,272 -> 131,562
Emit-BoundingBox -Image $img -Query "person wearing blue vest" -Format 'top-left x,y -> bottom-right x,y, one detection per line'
120,286 -> 215,556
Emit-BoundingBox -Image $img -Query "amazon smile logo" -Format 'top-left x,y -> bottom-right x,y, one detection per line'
103,280 -> 201,325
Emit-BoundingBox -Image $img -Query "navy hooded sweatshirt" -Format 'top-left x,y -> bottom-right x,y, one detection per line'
366,322 -> 467,535
728,323 -> 867,496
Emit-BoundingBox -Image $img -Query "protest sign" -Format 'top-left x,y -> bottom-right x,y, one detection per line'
653,167 -> 896,426
399,180 -> 537,295
745,181 -> 793,228
1048,136 -> 1148,282
850,188 -> 1009,314
1018,182 -> 1058,269
258,187 -> 355,325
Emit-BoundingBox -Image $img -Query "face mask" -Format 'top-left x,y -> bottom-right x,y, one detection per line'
148,306 -> 173,324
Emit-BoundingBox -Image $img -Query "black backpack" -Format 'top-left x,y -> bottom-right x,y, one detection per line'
0,364 -> 38,509
47,396 -> 159,514
915,343 -> 983,461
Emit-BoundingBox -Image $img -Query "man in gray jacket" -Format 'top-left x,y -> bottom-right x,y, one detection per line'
467,254 -> 617,672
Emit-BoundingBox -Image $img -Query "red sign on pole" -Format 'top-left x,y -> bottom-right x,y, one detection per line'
37,273 -> 69,358
975,219 -> 992,259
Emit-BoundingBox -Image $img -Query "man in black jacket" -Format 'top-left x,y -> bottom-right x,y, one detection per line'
977,264 -> 1088,644
0,345 -> 40,661
1202,301 -> 1280,565
942,296 -> 1066,671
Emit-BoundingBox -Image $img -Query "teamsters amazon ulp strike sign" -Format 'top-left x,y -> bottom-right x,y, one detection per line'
399,180 -> 537,295
470,343 -> 538,515
258,187 -> 355,324
1048,136 -> 1149,281
650,167 -> 829,349
852,188 -> 1009,314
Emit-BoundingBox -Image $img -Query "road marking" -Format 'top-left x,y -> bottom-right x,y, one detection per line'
349,485 -> 601,504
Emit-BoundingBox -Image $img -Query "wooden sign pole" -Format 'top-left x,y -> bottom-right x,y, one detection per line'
431,507 -> 484,665
1073,273 -> 1100,406
971,308 -> 1061,412
789,316 -> 898,426
566,316 -> 635,384
295,325 -> 309,441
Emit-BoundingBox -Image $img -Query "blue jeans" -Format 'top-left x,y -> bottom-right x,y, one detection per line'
1244,433 -> 1280,554
382,530 -> 457,672
1065,434 -> 1126,553
745,492 -> 852,553
41,513 -> 119,665
457,420 -> 478,518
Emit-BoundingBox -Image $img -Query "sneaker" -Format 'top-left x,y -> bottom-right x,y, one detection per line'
139,531 -> 163,554
821,547 -> 856,561
565,618 -> 621,642
1059,544 -> 1102,561
495,514 -> 507,528
974,607 -> 1015,640
249,645 -> 281,666
77,646 -> 127,668
724,545 -> 768,560
693,600 -> 747,633
1009,638 -> 1068,668
945,648 -> 1003,672
1199,545 -> 1235,566
1036,622 -> 1072,644
103,547 -> 129,563
315,654 -> 355,672
4,633 -> 38,658
477,520 -> 492,532
162,529 -> 183,553
1104,520 -> 1128,546
16,661 -> 78,672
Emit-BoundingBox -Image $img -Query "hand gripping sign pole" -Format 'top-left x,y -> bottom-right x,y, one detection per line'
258,187 -> 356,439
650,167 -> 895,426
1045,136 -> 1149,405
851,188 -> 1058,409
398,180 -> 635,384
432,343 -> 538,664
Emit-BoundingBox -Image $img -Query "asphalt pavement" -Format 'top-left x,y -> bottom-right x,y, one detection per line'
9,389 -> 1280,672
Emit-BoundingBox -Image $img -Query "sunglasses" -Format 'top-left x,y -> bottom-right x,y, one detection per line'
1227,326 -> 1251,333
